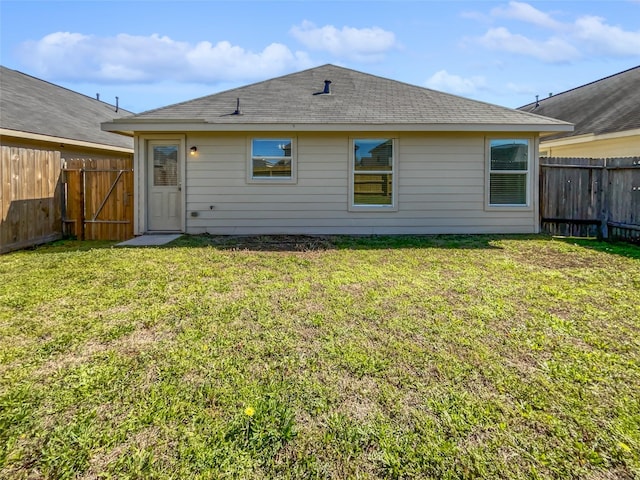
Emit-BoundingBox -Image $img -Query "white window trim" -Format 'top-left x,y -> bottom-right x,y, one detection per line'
485,137 -> 533,211
349,137 -> 398,212
246,137 -> 297,184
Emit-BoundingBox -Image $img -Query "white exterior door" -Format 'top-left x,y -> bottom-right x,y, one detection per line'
147,142 -> 182,231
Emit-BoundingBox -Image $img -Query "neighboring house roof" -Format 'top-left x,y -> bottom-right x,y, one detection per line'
0,65 -> 134,151
518,66 -> 640,142
103,64 -> 572,134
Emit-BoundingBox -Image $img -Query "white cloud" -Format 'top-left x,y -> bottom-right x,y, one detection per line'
506,82 -> 535,95
470,2 -> 640,63
491,1 -> 564,30
477,27 -> 580,63
18,32 -> 312,83
186,41 -> 311,82
290,20 -> 397,61
574,15 -> 640,56
425,70 -> 486,95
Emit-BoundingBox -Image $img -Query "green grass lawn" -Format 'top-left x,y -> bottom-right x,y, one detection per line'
1,235 -> 639,479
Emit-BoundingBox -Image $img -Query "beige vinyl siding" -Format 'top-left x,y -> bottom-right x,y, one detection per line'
180,131 -> 538,235
540,132 -> 640,158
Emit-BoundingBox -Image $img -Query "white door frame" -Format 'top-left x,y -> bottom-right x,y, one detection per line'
134,134 -> 186,234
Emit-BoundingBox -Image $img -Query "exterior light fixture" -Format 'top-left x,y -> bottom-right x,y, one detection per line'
190,146 -> 198,156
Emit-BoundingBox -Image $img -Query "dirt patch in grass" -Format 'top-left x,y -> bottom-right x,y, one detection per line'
584,468 -> 636,480
34,326 -> 175,380
175,234 -> 338,252
336,375 -> 380,421
514,249 -> 603,269
29,340 -> 111,382
112,325 -> 175,357
80,426 -> 170,480
499,238 -> 632,270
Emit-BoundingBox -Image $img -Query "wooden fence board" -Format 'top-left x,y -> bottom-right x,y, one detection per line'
1,147 -> 11,248
541,157 -> 640,242
0,147 -> 63,253
26,149 -> 36,242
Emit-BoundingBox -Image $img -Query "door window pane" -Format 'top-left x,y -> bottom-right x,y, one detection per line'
153,146 -> 178,186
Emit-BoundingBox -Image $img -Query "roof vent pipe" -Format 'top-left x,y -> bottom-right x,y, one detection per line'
115,96 -> 119,113
323,80 -> 332,94
96,93 -> 100,101
234,97 -> 242,115
535,95 -> 539,108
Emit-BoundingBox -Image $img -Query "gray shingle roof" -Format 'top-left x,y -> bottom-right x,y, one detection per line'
518,66 -> 640,141
116,64 -> 570,129
0,66 -> 134,149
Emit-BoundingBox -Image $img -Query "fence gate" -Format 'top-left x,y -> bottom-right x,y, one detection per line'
63,158 -> 133,241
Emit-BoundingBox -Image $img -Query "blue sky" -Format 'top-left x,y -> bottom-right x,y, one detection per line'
1,0 -> 639,113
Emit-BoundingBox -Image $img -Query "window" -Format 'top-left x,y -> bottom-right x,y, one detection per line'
351,138 -> 395,209
488,139 -> 530,206
249,138 -> 295,183
152,145 -> 178,187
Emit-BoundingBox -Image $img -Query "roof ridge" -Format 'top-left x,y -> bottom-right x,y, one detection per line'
133,64 -> 341,117
519,64 -> 640,109
0,65 -> 135,114
131,62 -> 545,121
312,63 -> 566,120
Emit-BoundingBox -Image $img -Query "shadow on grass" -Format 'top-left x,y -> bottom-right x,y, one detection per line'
165,233 -> 521,252
17,234 -> 639,257
9,234 -> 542,255
553,236 -> 640,260
10,239 -> 119,254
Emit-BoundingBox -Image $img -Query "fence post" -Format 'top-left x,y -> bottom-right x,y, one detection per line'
76,169 -> 85,241
599,158 -> 609,240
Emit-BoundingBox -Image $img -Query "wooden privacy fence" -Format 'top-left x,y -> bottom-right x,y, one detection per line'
0,148 -> 134,253
1,147 -> 63,253
63,158 -> 134,241
540,157 -> 640,242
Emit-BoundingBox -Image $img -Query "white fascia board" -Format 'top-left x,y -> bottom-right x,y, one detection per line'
101,119 -> 206,135
0,128 -> 134,153
101,121 -> 574,134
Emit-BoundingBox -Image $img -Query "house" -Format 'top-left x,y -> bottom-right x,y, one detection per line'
101,64 -> 572,236
518,66 -> 640,158
0,66 -> 134,159
1,66 -> 136,252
